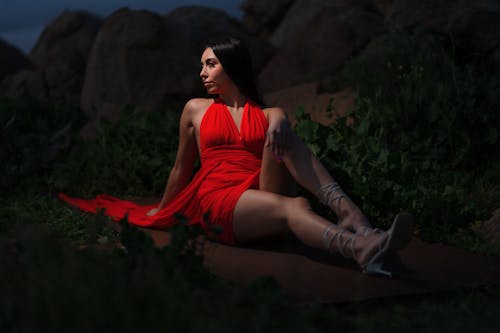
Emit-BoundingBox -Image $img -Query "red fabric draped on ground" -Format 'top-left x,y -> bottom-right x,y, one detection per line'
59,98 -> 268,245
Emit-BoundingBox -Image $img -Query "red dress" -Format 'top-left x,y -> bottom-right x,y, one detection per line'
59,98 -> 268,245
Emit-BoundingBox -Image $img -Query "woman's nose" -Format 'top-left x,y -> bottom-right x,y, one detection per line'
200,66 -> 207,78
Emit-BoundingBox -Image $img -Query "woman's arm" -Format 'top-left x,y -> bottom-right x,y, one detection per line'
147,100 -> 199,215
265,107 -> 292,159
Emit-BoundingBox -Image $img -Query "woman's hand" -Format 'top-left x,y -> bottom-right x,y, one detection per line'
265,110 -> 291,160
146,207 -> 160,216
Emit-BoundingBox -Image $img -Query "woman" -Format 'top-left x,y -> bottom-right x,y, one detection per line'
60,37 -> 412,276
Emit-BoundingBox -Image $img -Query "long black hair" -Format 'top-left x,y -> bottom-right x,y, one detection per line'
204,37 -> 264,106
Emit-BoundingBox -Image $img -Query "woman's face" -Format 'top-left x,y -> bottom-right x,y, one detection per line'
200,47 -> 232,95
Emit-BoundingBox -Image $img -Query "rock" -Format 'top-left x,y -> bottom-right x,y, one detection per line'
1,11 -> 101,104
383,0 -> 500,63
383,0 -> 454,31
370,0 -> 395,16
30,10 -> 102,68
258,0 -> 385,92
28,10 -> 102,105
446,1 -> 500,58
0,70 -> 47,100
80,6 -> 273,139
241,0 -> 295,38
0,39 -> 33,82
268,0 -> 326,48
250,0 -> 500,93
263,82 -> 354,126
80,7 -> 185,138
165,6 -> 273,73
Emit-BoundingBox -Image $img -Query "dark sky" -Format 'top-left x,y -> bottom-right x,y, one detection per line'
0,0 -> 244,54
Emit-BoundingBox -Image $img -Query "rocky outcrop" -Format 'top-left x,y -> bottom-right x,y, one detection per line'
2,1 -> 500,126
248,0 -> 500,92
263,82 -> 354,126
29,10 -> 102,105
241,0 -> 294,38
81,9 -> 176,115
258,0 -> 385,92
1,70 -> 47,100
80,8 -> 177,138
165,6 -> 273,73
30,10 -> 102,69
1,11 -> 102,104
0,39 -> 33,82
80,6 -> 273,138
380,0 -> 500,65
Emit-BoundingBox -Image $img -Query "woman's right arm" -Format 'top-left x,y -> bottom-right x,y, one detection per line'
147,100 -> 199,215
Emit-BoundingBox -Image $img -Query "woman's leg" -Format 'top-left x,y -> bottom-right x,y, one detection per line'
259,133 -> 371,233
232,190 -> 390,271
259,145 -> 296,196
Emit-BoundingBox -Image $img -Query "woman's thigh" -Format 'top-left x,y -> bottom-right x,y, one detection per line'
232,189 -> 291,244
259,146 -> 296,196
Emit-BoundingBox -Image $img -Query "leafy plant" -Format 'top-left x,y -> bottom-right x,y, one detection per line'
295,33 -> 500,242
0,97 -> 181,199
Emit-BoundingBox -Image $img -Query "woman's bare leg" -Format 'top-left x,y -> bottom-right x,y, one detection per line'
232,190 -> 388,269
260,132 -> 372,233
259,145 -> 296,196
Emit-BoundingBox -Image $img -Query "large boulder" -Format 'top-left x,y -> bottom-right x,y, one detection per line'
241,0 -> 295,38
80,8 -> 180,138
80,6 -> 273,139
370,0 -> 395,16
446,1 -> 500,62
0,39 -> 33,82
263,82 -> 354,126
381,0 -> 500,64
267,0 -> 327,48
30,10 -> 102,68
28,10 -> 102,105
258,0 -> 385,92
1,11 -> 101,104
165,6 -> 273,73
0,70 -> 47,100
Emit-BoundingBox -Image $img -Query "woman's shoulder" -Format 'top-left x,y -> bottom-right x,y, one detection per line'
261,105 -> 286,118
184,98 -> 214,112
183,98 -> 215,127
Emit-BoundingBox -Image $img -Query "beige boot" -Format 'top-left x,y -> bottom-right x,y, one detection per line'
316,182 -> 372,233
322,223 -> 393,276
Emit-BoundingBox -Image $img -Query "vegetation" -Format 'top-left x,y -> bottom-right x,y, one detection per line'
1,32 -> 499,331
296,33 -> 500,248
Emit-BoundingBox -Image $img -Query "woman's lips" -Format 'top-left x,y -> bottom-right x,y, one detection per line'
203,82 -> 214,87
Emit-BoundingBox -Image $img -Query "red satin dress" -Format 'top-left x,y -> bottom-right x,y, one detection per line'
59,98 -> 268,245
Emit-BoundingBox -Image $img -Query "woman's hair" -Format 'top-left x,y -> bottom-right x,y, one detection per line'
204,37 -> 264,106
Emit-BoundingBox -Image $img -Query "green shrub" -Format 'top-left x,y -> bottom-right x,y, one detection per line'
0,97 -> 181,199
0,97 -> 85,197
296,33 -> 500,242
50,106 -> 181,197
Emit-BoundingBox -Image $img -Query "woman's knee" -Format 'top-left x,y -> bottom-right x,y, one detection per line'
284,196 -> 311,217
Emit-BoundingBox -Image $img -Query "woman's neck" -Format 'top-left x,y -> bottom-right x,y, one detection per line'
218,89 -> 247,109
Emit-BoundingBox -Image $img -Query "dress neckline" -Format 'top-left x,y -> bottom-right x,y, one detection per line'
217,98 -> 248,138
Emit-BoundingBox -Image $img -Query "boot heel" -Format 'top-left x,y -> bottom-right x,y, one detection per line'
363,260 -> 392,277
387,213 -> 414,251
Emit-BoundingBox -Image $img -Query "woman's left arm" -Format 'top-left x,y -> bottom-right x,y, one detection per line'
265,107 -> 292,159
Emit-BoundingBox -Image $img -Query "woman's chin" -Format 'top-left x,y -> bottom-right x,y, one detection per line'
206,88 -> 220,95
